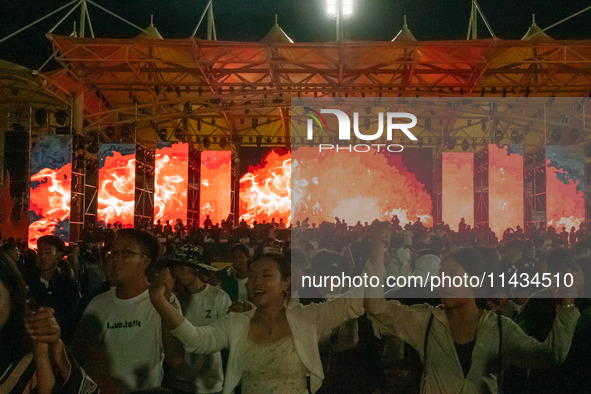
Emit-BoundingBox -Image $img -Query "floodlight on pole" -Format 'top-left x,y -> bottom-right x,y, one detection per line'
326,0 -> 353,18
326,0 -> 353,41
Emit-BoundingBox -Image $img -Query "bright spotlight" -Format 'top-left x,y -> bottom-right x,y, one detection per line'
326,0 -> 353,18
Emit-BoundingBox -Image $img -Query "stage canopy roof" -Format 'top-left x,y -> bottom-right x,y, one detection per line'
0,60 -> 65,112
2,0 -> 591,151
42,30 -> 591,150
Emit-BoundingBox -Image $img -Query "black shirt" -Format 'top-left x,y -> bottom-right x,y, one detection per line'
455,339 -> 476,377
27,271 -> 80,342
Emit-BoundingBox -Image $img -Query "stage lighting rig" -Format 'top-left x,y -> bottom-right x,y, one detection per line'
174,128 -> 184,140
550,128 -> 562,142
510,130 -> 521,144
158,129 -> 168,141
219,137 -> 228,148
55,110 -> 68,126
461,139 -> 470,151
34,109 -> 47,126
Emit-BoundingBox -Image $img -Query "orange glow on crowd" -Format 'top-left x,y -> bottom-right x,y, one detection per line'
154,143 -> 189,225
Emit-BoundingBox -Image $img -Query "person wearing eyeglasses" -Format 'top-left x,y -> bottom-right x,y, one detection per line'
71,228 -> 183,393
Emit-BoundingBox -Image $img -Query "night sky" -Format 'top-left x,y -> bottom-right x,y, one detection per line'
2,0 -> 591,70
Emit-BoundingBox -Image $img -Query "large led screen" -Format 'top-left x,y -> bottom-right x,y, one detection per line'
239,149 -> 292,227
442,152 -> 474,232
98,143 -> 136,228
200,151 -> 231,227
488,144 -> 524,238
546,145 -> 585,231
29,135 -> 72,248
154,142 -> 188,226
290,148 -> 433,228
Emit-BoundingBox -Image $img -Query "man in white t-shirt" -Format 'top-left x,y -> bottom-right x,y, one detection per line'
72,229 -> 183,393
165,244 -> 231,394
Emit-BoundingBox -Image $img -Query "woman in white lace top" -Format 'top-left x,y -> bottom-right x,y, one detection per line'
149,253 -> 364,394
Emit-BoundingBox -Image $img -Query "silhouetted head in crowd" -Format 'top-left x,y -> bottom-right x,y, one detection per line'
575,239 -> 591,259
231,243 -> 250,279
504,240 -> 523,264
1,242 -> 21,265
521,240 -> 536,260
539,248 -> 575,276
475,246 -> 501,272
307,250 -> 350,296
286,248 -> 308,293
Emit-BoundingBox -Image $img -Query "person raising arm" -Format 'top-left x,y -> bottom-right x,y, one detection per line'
150,253 -> 364,394
364,222 -> 581,394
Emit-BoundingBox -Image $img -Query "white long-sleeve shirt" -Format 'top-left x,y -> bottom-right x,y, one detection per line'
365,261 -> 580,393
171,296 -> 364,394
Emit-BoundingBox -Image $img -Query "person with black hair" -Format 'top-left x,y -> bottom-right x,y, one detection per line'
505,248 -> 584,393
26,235 -> 80,342
499,240 -> 523,277
561,246 -> 591,393
365,223 -> 581,394
0,241 -> 21,266
202,216 -> 213,230
72,229 -> 183,393
287,248 -> 308,303
163,221 -> 174,237
221,243 -> 251,303
164,244 -> 231,394
0,252 -> 98,393
1,251 -> 37,392
149,253 -> 364,393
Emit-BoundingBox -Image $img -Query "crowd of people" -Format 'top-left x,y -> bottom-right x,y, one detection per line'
0,215 -> 590,393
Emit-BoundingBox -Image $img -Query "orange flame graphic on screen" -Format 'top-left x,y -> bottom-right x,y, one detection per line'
200,151 -> 232,227
239,150 -> 292,226
154,143 -> 188,224
442,153 -> 473,231
28,164 -> 71,249
97,152 -> 135,227
292,148 -> 432,227
488,144 -> 524,238
546,159 -> 585,231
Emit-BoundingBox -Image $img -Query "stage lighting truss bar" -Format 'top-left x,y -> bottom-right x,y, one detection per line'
42,36 -> 591,150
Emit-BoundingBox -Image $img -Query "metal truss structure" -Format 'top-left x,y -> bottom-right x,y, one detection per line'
41,32 -> 591,151
0,0 -> 589,152
0,60 -> 66,113
2,1 -> 591,234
